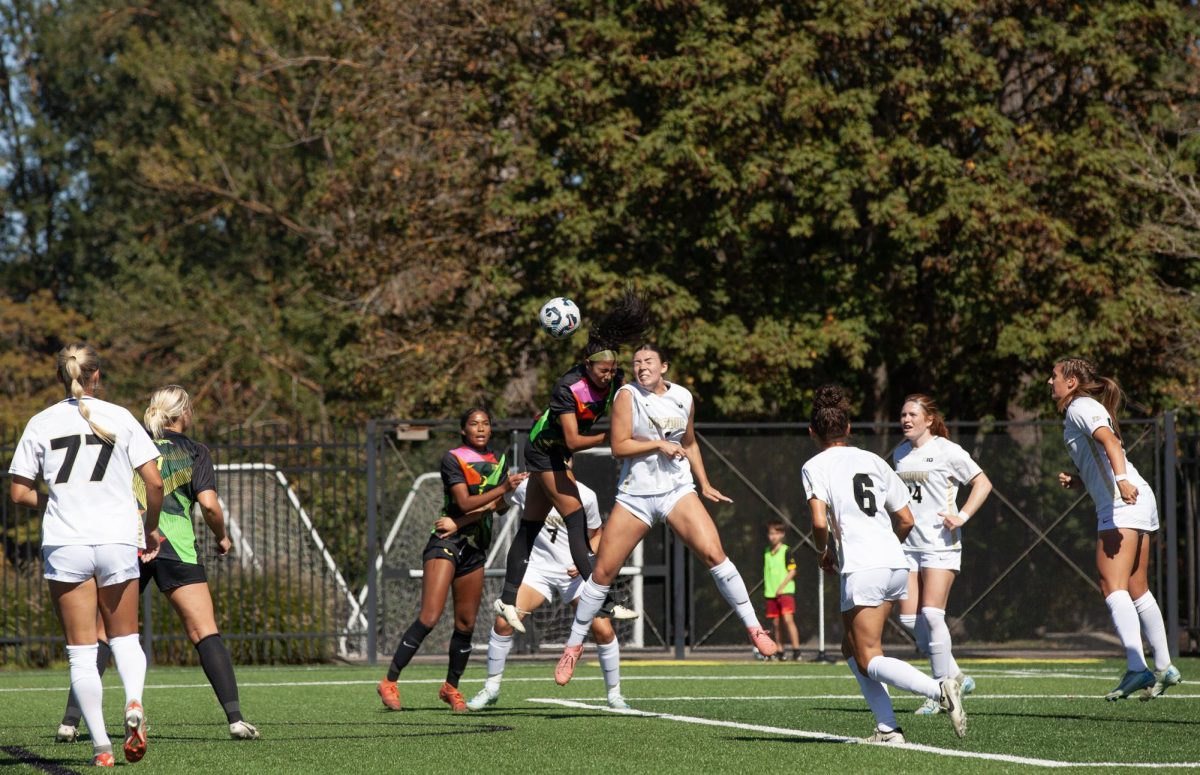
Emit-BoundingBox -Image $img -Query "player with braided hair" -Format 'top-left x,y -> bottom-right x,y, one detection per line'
494,290 -> 651,632
1050,357 -> 1180,700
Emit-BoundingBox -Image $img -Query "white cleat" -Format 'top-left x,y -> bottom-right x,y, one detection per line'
609,604 -> 639,621
1140,665 -> 1182,701
865,727 -> 906,744
939,677 -> 967,738
913,697 -> 941,716
466,686 -> 500,711
229,720 -> 261,740
56,723 -> 78,743
493,599 -> 527,634
607,693 -> 631,710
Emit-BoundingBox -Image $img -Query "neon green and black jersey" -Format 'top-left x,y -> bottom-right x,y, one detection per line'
528,363 -> 623,452
763,543 -> 796,599
132,431 -> 216,565
438,446 -> 508,551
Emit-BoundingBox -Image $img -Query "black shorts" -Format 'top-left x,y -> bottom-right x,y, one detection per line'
421,535 -> 486,578
140,557 -> 208,593
523,438 -> 571,472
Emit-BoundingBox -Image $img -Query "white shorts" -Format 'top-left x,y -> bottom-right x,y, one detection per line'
840,567 -> 909,612
904,550 -> 962,573
616,483 -> 695,527
522,561 -> 583,603
43,544 -> 139,587
1099,490 -> 1160,533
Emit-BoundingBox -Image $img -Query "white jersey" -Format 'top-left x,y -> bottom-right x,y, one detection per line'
802,446 -> 910,574
507,479 -> 602,571
8,398 -> 160,548
893,436 -> 982,552
617,381 -> 694,495
1063,396 -> 1152,520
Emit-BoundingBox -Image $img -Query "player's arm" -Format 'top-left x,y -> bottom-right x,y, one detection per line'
559,410 -> 607,453
941,471 -> 993,530
196,490 -> 232,555
809,498 -> 836,574
9,475 -> 45,509
1093,425 -> 1139,504
889,504 -> 915,543
681,404 -> 730,503
451,475 -> 528,514
610,390 -> 674,458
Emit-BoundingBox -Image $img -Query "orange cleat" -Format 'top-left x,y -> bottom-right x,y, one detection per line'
555,644 -> 583,686
748,627 -> 778,658
92,751 -> 115,767
439,682 -> 467,712
377,679 -> 402,711
122,700 -> 147,763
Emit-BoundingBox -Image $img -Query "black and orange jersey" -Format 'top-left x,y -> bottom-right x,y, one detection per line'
438,445 -> 508,550
528,364 -> 623,452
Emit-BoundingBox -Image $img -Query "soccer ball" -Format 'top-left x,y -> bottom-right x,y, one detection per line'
539,297 -> 581,339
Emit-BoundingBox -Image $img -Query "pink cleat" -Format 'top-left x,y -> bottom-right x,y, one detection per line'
555,644 -> 584,686
748,627 -> 778,658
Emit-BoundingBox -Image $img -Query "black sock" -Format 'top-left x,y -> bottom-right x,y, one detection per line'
500,520 -> 543,604
62,639 -> 110,727
445,629 -> 474,688
388,620 -> 434,681
563,508 -> 593,577
196,633 -> 243,724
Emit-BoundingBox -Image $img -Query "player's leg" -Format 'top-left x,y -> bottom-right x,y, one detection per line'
498,473 -> 551,612
897,566 -> 923,652
97,568 -> 148,763
557,505 -> 649,684
470,583 -> 548,710
782,608 -> 801,659
540,469 -> 594,576
51,573 -> 113,763
588,614 -> 626,708
441,566 -> 484,712
841,618 -> 901,742
666,492 -> 775,656
918,568 -> 957,681
1097,528 -> 1155,699
1124,529 -> 1181,699
59,610 -> 108,742
379,556 -> 454,709
164,576 -> 259,739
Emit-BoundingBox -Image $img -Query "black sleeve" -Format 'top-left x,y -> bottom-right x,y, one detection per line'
440,452 -> 466,490
192,443 -> 217,495
548,378 -> 577,416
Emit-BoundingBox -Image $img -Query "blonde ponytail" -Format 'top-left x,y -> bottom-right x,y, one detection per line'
56,343 -> 115,444
145,384 -> 191,439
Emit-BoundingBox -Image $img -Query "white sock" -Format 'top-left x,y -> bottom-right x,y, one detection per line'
922,607 -> 953,680
1132,592 -> 1172,671
597,639 -> 621,695
568,579 -> 609,647
848,657 -> 897,732
709,558 -> 759,629
899,613 -> 918,641
485,627 -> 513,691
108,633 -> 147,706
1105,590 -> 1148,671
914,614 -> 931,655
67,644 -> 111,750
867,655 -> 941,701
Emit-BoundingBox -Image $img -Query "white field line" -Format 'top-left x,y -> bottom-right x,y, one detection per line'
528,697 -> 1200,769
588,694 -> 1200,701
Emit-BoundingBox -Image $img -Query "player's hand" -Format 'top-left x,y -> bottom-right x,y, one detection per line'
141,529 -> 162,563
215,534 -> 232,556
505,472 -> 530,492
700,484 -> 732,503
658,441 -> 686,460
435,517 -> 458,538
566,565 -> 579,578
940,511 -> 966,530
818,547 -> 836,575
1057,472 -> 1076,489
1117,478 -> 1139,505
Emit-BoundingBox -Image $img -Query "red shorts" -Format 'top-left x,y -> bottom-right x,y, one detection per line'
766,594 -> 795,619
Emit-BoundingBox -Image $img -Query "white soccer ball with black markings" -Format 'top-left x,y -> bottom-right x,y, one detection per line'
539,297 -> 581,339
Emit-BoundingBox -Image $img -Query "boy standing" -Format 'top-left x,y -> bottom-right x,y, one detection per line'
763,520 -> 801,660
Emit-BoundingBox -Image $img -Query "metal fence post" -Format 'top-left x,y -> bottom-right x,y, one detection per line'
1165,410 -> 1180,659
366,419 -> 379,666
141,584 -> 153,664
673,531 -> 686,660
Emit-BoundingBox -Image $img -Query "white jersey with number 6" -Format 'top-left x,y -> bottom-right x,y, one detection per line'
893,436 -> 982,552
802,446 -> 910,573
8,397 -> 160,548
506,479 -> 602,571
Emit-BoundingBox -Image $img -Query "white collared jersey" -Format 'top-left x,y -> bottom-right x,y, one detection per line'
801,446 -> 911,573
8,398 -> 160,547
506,479 -> 602,570
617,381 -> 694,495
892,436 -> 982,552
1063,396 -> 1150,518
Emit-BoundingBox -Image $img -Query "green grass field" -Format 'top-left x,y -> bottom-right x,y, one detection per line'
2,656 -> 1197,773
